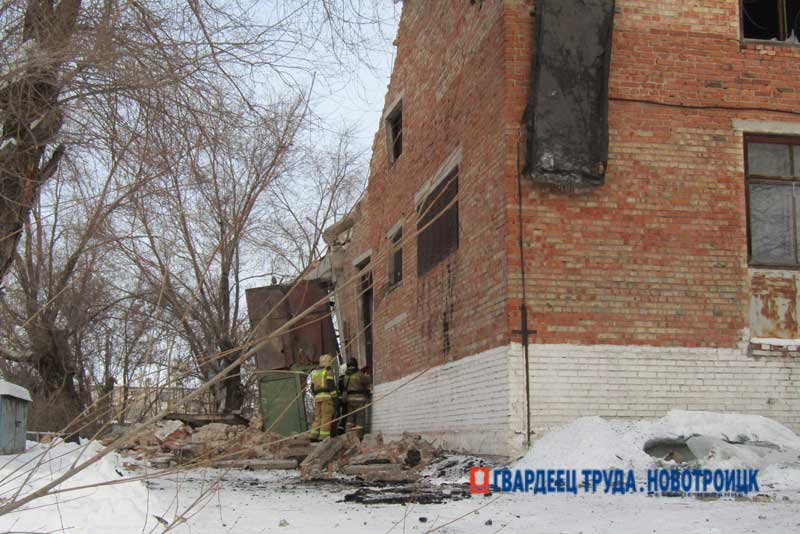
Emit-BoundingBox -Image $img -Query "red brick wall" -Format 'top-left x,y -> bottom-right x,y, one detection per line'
507,0 -> 800,348
356,0 -> 511,385
339,0 -> 800,390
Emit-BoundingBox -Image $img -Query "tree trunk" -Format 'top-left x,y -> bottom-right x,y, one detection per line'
204,344 -> 244,414
28,325 -> 83,440
0,0 -> 81,282
221,355 -> 245,414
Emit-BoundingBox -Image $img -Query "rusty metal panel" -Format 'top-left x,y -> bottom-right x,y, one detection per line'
246,286 -> 293,369
750,270 -> 800,338
285,281 -> 338,366
246,282 -> 338,370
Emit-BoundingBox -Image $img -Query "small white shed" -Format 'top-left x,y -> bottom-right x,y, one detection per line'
0,379 -> 31,454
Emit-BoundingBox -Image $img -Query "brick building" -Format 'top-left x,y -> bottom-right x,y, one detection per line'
324,0 -> 800,456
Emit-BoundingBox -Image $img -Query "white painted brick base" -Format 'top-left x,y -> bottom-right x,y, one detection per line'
371,346 -> 526,456
523,343 -> 800,437
372,343 -> 800,457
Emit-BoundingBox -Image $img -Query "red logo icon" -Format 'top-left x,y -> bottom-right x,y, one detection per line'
470,467 -> 491,494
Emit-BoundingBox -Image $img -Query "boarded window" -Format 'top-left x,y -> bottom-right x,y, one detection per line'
742,0 -> 800,42
386,101 -> 403,163
417,168 -> 459,275
746,136 -> 800,266
389,228 -> 403,286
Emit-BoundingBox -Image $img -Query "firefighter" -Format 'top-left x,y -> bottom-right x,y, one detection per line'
309,353 -> 337,442
341,357 -> 372,439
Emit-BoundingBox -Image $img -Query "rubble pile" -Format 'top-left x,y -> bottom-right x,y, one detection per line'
301,432 -> 440,482
106,419 -> 441,480
107,420 -> 311,469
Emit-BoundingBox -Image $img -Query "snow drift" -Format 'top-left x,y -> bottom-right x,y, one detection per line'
0,440 -> 161,533
514,410 -> 800,491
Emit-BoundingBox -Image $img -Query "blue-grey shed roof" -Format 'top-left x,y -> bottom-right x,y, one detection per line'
0,380 -> 31,402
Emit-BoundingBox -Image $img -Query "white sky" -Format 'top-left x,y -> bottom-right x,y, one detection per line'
309,12 -> 400,156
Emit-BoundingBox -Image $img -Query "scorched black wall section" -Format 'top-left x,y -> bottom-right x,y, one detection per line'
524,0 -> 615,190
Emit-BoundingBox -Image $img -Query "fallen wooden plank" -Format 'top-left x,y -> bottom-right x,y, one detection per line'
213,459 -> 298,470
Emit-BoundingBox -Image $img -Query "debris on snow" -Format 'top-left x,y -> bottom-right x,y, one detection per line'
154,419 -> 186,444
107,420 -> 308,469
423,454 -> 495,485
343,483 -> 472,505
301,432 -> 440,482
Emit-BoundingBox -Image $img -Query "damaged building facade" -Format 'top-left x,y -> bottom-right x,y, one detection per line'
324,0 -> 800,456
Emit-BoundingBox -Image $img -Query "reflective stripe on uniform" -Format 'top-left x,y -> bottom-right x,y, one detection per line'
311,367 -> 337,397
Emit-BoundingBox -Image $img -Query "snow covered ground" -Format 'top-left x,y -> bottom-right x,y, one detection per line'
1,411 -> 800,533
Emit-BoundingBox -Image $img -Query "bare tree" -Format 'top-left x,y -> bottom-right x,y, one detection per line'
0,160 -> 150,434
120,94 -> 303,414
258,130 -> 366,277
0,0 -> 393,283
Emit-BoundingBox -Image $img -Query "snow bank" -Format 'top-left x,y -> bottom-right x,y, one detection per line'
516,417 -> 655,472
0,440 -> 160,534
515,411 -> 800,490
657,410 -> 800,450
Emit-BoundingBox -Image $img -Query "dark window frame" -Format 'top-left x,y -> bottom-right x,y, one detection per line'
388,227 -> 403,287
740,0 -> 800,44
745,134 -> 800,269
355,257 -> 373,370
417,166 -> 459,276
385,100 -> 403,164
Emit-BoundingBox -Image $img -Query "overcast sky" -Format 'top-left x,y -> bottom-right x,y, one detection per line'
308,10 -> 401,156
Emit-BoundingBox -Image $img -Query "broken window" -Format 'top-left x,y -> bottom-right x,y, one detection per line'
417,167 -> 459,276
388,228 -> 403,286
355,258 -> 373,369
746,136 -> 800,266
742,0 -> 800,42
386,100 -> 403,163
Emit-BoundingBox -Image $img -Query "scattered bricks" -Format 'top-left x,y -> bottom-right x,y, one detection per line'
282,443 -> 312,464
361,433 -> 383,450
117,419 -> 301,468
300,433 -> 438,479
154,420 -> 187,444
300,434 -> 356,476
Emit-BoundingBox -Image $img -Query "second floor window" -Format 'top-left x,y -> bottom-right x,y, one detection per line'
389,228 -> 403,286
386,100 -> 403,163
417,167 -> 459,275
742,0 -> 800,42
746,135 -> 800,267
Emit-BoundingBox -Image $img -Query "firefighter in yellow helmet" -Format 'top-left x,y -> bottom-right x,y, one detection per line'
309,353 -> 338,441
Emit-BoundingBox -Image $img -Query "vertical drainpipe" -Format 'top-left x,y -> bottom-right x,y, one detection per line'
516,129 -> 532,449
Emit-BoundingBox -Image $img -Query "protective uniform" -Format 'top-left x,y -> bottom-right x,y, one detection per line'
309,354 -> 337,441
342,358 -> 371,439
